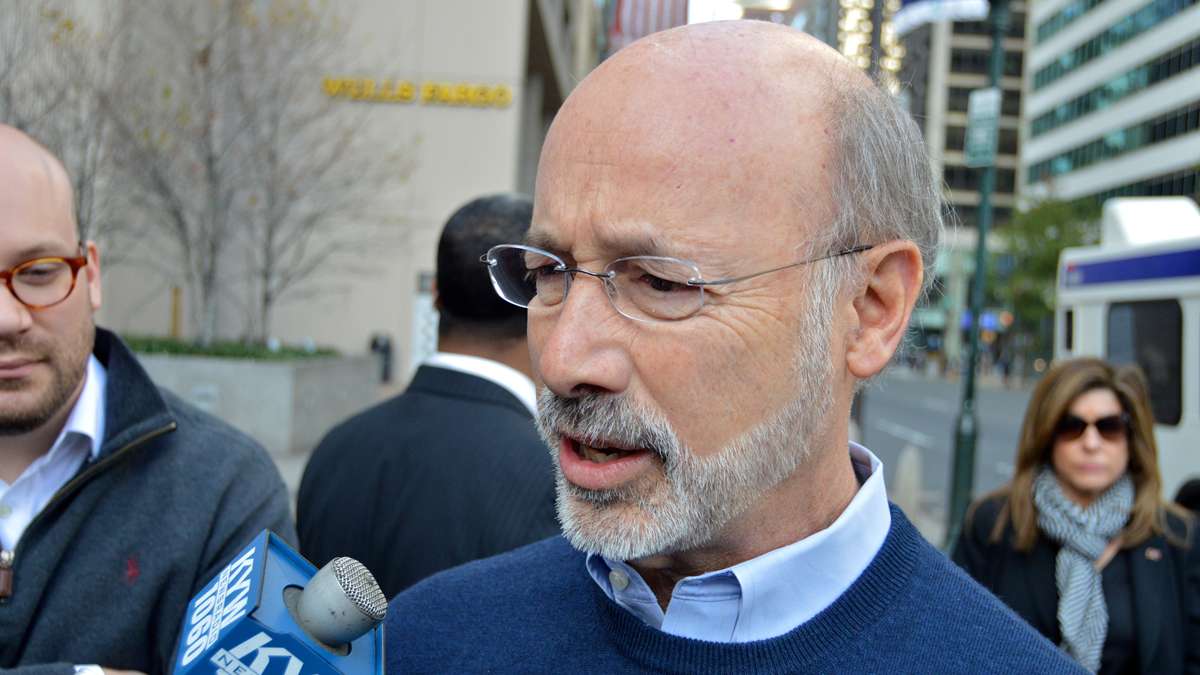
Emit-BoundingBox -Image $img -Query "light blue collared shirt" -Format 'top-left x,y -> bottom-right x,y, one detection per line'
0,355 -> 107,550
585,442 -> 891,643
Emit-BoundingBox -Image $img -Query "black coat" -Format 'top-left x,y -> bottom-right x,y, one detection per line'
952,495 -> 1200,675
296,364 -> 559,599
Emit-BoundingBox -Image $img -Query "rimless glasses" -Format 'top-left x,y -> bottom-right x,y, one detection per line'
481,243 -> 874,323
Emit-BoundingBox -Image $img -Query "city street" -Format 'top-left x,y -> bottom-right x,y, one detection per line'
858,368 -> 1034,544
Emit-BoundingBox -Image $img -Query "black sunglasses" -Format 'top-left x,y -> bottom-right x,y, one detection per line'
1055,413 -> 1130,442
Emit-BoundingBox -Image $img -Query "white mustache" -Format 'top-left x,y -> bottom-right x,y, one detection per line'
536,390 -> 677,463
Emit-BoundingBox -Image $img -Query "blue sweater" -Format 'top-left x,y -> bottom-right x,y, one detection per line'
387,506 -> 1084,674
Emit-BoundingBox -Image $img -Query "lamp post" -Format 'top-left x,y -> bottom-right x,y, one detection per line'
945,0 -> 1010,550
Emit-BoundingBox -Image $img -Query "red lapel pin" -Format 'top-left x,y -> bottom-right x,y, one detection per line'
1145,547 -> 1162,561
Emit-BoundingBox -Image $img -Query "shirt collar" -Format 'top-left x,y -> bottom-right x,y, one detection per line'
55,354 -> 108,460
585,442 -> 891,642
422,352 -> 537,416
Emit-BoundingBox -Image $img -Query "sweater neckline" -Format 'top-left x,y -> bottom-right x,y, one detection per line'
591,505 -> 921,673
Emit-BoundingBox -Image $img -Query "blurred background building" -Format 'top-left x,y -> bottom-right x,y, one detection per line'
95,0 -> 611,370
1020,0 -> 1200,204
898,5 -> 1028,370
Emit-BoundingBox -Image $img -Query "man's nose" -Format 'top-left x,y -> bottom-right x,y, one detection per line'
533,273 -> 633,399
0,284 -> 33,335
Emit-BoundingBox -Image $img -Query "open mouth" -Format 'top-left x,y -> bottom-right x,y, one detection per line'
566,435 -> 648,464
555,432 -> 661,491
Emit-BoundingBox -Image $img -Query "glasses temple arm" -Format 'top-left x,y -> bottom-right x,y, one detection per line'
687,244 -> 874,287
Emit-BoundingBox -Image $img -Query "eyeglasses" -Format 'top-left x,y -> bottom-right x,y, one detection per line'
1055,413 -> 1130,442
0,249 -> 88,311
480,243 -> 874,322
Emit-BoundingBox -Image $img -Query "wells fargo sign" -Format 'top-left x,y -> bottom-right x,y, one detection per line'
322,77 -> 513,109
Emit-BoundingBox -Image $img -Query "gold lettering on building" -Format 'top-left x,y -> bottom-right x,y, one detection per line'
323,77 -> 512,108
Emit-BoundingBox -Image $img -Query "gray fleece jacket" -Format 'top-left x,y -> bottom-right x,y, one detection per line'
0,328 -> 295,675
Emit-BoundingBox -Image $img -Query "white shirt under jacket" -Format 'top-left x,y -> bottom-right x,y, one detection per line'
422,351 -> 538,416
0,355 -> 107,551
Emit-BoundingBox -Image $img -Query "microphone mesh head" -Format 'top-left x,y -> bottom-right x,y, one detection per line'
330,557 -> 388,621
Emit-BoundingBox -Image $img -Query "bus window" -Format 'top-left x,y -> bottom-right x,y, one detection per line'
1064,309 -> 1074,351
1106,300 -> 1183,425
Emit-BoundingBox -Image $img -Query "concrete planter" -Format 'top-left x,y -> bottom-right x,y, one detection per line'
136,353 -> 378,494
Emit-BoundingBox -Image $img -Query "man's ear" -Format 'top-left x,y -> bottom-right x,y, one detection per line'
84,240 -> 102,311
845,241 -> 923,379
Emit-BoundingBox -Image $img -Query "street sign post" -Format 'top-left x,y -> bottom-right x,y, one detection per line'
947,0 -> 1010,552
965,87 -> 1002,168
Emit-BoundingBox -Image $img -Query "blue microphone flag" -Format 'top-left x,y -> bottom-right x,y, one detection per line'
174,530 -> 384,675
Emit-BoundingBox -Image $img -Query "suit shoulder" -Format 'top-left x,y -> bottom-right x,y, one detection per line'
1163,507 -> 1195,541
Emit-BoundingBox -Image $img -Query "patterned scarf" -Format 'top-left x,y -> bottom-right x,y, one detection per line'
1033,466 -> 1134,672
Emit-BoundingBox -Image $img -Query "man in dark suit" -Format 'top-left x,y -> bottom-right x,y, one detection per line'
296,193 -> 558,598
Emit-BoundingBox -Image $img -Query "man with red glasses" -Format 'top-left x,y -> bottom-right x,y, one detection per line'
386,22 -> 1082,673
0,124 -> 293,674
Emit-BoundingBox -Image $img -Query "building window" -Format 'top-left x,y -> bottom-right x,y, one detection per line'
1088,168 -> 1199,203
1064,309 -> 1074,351
1107,300 -> 1183,425
951,205 -> 1013,227
1036,0 -> 1106,44
947,125 -> 1018,154
945,165 -> 1016,192
1031,38 -> 1200,138
949,49 -> 1024,77
954,12 -> 1026,39
409,271 -> 438,374
1028,99 -> 1200,183
949,87 -> 1022,116
1033,0 -> 1199,91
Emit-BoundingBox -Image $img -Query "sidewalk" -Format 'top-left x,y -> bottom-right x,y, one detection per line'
885,362 -> 1036,393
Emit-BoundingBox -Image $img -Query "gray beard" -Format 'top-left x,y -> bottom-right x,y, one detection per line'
536,304 -> 835,561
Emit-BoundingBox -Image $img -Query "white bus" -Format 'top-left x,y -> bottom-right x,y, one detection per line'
1055,197 -> 1200,500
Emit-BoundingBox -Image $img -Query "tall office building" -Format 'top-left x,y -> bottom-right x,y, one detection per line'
901,8 -> 1028,229
779,0 -> 905,87
1020,0 -> 1200,204
898,9 -> 1028,364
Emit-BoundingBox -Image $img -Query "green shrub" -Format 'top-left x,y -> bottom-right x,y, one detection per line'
122,335 -> 339,360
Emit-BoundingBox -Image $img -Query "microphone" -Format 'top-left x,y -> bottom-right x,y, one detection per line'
173,530 -> 386,674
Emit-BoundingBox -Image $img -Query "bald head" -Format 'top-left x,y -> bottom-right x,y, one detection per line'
540,20 -> 939,283
0,124 -> 77,240
610,20 -> 870,97
536,22 -> 881,247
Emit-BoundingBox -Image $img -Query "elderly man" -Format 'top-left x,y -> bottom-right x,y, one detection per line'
386,22 -> 1081,673
0,124 -> 293,674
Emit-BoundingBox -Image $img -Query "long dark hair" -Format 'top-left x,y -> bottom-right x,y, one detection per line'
983,357 -> 1189,551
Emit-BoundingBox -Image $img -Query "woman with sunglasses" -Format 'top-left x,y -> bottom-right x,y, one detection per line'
952,357 -> 1198,674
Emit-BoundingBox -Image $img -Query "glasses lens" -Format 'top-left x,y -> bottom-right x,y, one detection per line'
1093,414 -> 1128,440
1055,415 -> 1088,441
607,257 -> 703,321
487,246 -> 564,308
13,259 -> 74,308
